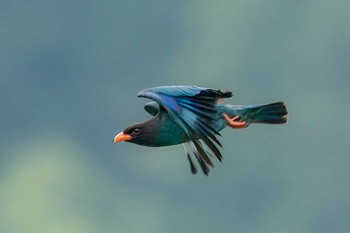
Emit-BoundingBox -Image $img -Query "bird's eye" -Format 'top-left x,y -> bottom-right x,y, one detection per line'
133,128 -> 141,135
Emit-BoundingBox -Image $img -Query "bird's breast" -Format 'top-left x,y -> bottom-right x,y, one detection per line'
152,116 -> 188,147
144,107 -> 227,147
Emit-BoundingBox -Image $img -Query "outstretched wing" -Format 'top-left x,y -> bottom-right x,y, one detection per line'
137,85 -> 232,175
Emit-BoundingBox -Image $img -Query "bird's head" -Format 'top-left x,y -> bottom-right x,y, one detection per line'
113,119 -> 156,146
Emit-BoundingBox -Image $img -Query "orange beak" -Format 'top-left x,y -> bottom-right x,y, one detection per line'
113,132 -> 132,142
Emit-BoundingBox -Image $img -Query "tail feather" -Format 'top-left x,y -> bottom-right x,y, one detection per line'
227,102 -> 288,124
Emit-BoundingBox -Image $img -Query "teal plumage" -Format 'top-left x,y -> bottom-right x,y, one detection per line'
114,85 -> 287,175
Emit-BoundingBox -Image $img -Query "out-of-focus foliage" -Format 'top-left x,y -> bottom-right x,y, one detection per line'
1,1 -> 349,233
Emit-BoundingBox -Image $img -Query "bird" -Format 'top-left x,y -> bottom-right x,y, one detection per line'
113,85 -> 287,175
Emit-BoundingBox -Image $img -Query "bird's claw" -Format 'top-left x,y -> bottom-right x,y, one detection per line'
223,114 -> 248,129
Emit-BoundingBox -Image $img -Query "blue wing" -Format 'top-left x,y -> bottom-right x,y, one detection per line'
137,85 -> 232,175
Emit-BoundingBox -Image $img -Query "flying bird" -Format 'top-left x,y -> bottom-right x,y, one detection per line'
114,85 -> 287,175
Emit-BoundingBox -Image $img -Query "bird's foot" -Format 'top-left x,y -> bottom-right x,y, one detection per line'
223,114 -> 248,129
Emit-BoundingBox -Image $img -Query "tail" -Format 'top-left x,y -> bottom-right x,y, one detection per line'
225,102 -> 288,124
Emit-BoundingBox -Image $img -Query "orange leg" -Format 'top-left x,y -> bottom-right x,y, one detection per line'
223,114 -> 248,129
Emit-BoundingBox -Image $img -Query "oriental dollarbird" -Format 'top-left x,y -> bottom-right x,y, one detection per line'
114,85 -> 288,175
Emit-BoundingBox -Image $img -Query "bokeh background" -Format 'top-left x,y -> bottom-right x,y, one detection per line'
1,1 -> 350,233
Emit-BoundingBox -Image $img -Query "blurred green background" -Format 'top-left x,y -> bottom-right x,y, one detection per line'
1,1 -> 350,233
